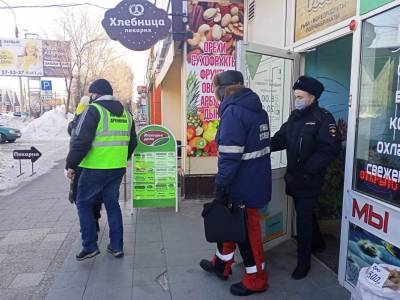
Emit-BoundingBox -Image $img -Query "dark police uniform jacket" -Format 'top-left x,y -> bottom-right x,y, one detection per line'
271,101 -> 341,198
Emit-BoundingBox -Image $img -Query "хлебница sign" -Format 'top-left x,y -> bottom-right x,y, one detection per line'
102,0 -> 171,51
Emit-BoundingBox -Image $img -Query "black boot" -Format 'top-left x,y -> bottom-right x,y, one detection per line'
230,282 -> 264,296
291,264 -> 310,280
200,257 -> 233,280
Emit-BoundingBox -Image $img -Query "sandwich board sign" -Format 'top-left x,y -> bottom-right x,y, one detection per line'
132,125 -> 178,211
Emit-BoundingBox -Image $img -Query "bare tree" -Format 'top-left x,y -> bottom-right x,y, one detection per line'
104,60 -> 134,105
54,9 -> 122,114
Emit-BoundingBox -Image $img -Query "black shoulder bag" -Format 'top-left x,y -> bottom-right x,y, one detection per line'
201,197 -> 247,243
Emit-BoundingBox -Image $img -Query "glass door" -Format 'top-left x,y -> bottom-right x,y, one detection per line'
237,42 -> 300,247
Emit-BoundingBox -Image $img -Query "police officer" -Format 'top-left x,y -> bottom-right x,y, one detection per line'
66,79 -> 137,261
271,76 -> 341,280
200,70 -> 272,296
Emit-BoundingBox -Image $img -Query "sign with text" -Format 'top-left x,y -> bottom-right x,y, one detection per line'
185,0 -> 244,157
365,264 -> 391,288
244,52 -> 288,169
13,146 -> 42,162
294,0 -> 356,41
0,39 -> 44,76
102,0 -> 171,51
133,125 -> 177,209
346,193 -> 400,246
42,40 -> 71,77
345,222 -> 400,287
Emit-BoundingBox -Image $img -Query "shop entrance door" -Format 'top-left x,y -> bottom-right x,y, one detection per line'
302,34 -> 352,273
238,42 -> 300,248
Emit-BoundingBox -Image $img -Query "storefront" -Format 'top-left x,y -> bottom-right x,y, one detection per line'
239,0 -> 400,292
146,0 -> 400,292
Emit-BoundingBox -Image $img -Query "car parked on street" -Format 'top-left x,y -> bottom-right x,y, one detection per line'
0,125 -> 21,143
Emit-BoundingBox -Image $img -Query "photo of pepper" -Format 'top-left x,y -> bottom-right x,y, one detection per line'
187,0 -> 244,60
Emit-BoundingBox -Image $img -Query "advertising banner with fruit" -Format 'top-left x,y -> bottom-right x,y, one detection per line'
186,0 -> 244,157
133,125 -> 177,209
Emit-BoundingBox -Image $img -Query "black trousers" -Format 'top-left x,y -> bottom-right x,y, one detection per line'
294,196 -> 324,266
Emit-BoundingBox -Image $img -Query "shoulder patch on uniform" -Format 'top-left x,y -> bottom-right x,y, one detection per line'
328,124 -> 337,136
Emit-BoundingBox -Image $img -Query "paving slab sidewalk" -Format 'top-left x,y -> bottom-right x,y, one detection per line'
0,163 -> 350,299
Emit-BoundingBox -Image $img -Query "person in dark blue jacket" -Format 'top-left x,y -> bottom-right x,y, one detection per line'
200,71 -> 272,297
271,76 -> 341,280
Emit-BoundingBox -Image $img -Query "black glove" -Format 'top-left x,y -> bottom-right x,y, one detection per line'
215,185 -> 228,204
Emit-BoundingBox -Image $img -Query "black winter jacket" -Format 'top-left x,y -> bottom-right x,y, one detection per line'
271,101 -> 341,197
66,95 -> 137,170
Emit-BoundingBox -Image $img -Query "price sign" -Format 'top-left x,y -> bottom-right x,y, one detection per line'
365,263 -> 390,288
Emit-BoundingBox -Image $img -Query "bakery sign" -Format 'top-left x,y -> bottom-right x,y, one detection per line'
294,0 -> 356,42
102,0 -> 172,51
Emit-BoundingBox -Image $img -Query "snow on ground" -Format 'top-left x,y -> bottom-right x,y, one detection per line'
0,107 -> 73,195
21,109 -> 72,140
0,113 -> 32,129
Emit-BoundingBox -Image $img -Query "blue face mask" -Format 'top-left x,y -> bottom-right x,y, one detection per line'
295,99 -> 307,110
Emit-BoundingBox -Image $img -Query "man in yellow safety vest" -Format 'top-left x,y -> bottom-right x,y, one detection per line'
66,79 -> 137,261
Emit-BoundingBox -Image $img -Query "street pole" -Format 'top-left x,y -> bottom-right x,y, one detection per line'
27,78 -> 32,116
18,77 -> 25,112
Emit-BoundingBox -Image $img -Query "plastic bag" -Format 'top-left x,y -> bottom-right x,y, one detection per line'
351,264 -> 400,300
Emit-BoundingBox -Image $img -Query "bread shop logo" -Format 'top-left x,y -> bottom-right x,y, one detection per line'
102,0 -> 171,51
140,130 -> 170,147
129,4 -> 144,16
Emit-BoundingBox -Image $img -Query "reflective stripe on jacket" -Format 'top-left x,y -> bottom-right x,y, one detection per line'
216,88 -> 272,208
79,103 -> 131,169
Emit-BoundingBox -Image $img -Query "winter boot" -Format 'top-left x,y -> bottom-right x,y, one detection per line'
291,263 -> 310,280
230,265 -> 268,296
200,256 -> 234,280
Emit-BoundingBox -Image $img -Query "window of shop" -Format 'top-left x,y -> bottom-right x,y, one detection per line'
354,6 -> 400,207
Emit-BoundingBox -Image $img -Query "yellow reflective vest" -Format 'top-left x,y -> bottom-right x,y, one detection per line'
79,103 -> 131,169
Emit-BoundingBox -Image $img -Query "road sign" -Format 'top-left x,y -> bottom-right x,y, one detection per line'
40,80 -> 52,91
13,147 -> 42,162
13,146 -> 42,176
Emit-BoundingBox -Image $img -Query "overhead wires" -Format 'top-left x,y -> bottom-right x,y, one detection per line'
0,2 -> 110,10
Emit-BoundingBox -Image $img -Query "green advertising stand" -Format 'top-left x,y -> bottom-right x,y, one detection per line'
132,125 -> 178,212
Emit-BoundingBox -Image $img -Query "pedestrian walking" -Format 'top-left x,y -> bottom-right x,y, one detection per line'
271,76 -> 341,279
65,79 -> 137,261
66,95 -> 102,232
200,70 -> 272,296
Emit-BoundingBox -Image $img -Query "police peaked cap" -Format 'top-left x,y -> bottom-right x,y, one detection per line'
89,79 -> 113,96
293,76 -> 324,99
214,70 -> 244,87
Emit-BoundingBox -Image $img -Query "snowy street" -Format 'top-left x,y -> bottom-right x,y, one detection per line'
0,108 -> 72,195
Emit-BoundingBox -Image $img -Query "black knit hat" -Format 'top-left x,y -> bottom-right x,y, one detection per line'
214,70 -> 244,86
89,79 -> 113,95
293,76 -> 324,99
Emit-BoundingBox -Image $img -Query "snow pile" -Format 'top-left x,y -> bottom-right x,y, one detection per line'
0,114 -> 32,129
0,107 -> 74,194
21,108 -> 73,140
